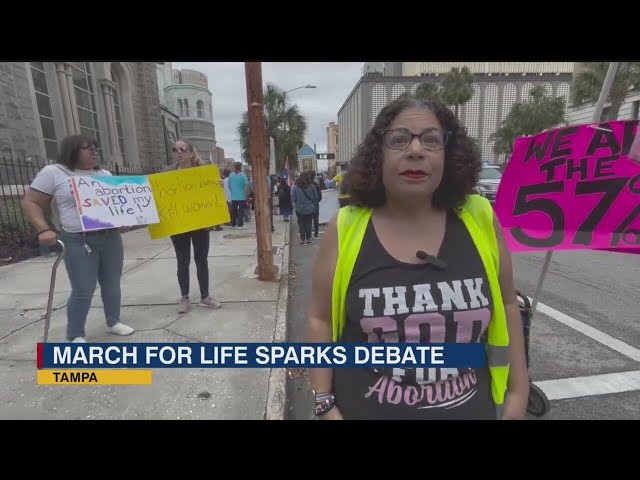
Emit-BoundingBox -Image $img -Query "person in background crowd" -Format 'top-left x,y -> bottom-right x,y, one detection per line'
228,162 -> 249,229
277,177 -> 292,222
21,134 -> 135,342
309,170 -> 323,239
333,166 -> 351,207
292,171 -> 319,245
222,168 -> 233,226
164,140 -> 222,314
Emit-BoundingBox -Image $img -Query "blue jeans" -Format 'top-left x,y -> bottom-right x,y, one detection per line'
59,229 -> 124,340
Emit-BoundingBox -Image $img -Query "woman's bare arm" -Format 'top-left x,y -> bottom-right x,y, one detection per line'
494,215 -> 529,419
307,216 -> 343,419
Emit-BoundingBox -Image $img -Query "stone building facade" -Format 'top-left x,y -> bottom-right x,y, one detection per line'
0,62 -> 167,171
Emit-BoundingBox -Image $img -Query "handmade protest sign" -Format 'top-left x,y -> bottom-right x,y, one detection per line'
495,120 -> 640,253
147,165 -> 229,240
71,175 -> 159,231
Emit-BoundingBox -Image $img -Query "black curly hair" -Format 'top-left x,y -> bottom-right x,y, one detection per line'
342,97 -> 481,211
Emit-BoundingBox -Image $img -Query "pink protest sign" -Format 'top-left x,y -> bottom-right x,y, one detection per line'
495,120 -> 640,253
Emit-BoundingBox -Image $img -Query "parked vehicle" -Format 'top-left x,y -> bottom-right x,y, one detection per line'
475,164 -> 502,204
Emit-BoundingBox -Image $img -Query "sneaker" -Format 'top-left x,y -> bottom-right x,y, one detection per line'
199,296 -> 222,309
106,322 -> 135,336
306,239 -> 312,245
71,337 -> 86,343
314,234 -> 319,239
178,297 -> 191,314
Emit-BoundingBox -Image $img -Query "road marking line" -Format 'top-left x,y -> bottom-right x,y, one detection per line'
529,298 -> 640,362
533,370 -> 640,401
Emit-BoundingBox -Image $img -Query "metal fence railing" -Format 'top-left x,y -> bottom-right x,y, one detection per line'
0,150 -> 156,263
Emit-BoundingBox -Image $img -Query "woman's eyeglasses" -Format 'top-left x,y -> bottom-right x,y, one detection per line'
81,146 -> 98,153
382,128 -> 449,151
172,146 -> 188,153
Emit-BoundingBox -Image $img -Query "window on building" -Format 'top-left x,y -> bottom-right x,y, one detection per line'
184,99 -> 189,117
178,99 -> 183,117
110,63 -> 130,165
71,62 -> 103,159
112,84 -> 126,164
197,100 -> 204,118
632,101 -> 639,120
29,62 -> 59,161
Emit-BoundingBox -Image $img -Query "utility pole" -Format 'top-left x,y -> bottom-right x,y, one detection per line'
245,62 -> 276,281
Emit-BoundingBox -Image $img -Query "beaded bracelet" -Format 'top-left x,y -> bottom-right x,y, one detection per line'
312,395 -> 336,416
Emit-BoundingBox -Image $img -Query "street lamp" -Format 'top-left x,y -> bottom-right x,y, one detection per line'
284,84 -> 316,95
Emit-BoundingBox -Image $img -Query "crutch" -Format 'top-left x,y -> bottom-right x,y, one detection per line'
43,239 -> 65,343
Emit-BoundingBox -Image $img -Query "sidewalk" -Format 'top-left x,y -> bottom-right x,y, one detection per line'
0,215 -> 290,420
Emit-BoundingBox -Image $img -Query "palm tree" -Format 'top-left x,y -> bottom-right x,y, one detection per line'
440,66 -> 475,117
570,62 -> 640,121
236,83 -> 307,171
492,85 -> 567,160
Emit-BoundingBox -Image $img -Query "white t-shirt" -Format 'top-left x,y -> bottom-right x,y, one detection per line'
29,164 -> 113,233
223,177 -> 231,203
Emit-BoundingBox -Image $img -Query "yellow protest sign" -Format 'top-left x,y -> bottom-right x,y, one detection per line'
147,165 -> 230,239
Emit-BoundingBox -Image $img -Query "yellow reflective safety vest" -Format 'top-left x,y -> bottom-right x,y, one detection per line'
331,194 -> 510,406
332,173 -> 350,200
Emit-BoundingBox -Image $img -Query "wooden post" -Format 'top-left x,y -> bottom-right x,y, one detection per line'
244,62 -> 276,281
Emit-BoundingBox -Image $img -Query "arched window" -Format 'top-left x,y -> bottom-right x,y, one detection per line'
71,62 -> 102,158
183,99 -> 189,117
197,100 -> 204,118
111,64 -> 126,164
29,62 -> 58,161
178,99 -> 183,117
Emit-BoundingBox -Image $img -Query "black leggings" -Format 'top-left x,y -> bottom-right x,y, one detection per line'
296,213 -> 313,241
312,209 -> 320,237
170,229 -> 210,298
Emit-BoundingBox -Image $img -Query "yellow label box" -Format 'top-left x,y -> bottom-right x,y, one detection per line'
147,165 -> 230,239
38,370 -> 153,385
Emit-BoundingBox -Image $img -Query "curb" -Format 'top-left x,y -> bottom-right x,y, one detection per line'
265,221 -> 290,420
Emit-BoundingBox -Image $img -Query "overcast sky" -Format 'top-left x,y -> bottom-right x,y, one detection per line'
172,62 -> 363,170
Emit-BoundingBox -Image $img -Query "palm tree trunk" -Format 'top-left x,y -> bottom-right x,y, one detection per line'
609,98 -> 624,121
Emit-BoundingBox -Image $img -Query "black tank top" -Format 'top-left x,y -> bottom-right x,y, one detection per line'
333,210 -> 496,420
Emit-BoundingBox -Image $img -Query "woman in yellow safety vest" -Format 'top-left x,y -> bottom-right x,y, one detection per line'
306,97 -> 529,420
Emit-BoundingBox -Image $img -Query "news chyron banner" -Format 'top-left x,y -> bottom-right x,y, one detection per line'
36,343 -> 487,385
495,120 -> 640,254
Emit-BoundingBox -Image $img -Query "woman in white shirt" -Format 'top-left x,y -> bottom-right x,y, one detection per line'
20,135 -> 135,342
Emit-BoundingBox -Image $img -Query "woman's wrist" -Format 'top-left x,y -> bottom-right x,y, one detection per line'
311,389 -> 336,417
37,227 -> 56,236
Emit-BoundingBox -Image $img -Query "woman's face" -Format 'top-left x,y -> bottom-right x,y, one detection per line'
381,107 -> 446,202
174,141 -> 193,164
77,143 -> 98,169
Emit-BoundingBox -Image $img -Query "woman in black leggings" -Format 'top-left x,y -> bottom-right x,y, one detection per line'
164,139 -> 222,314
